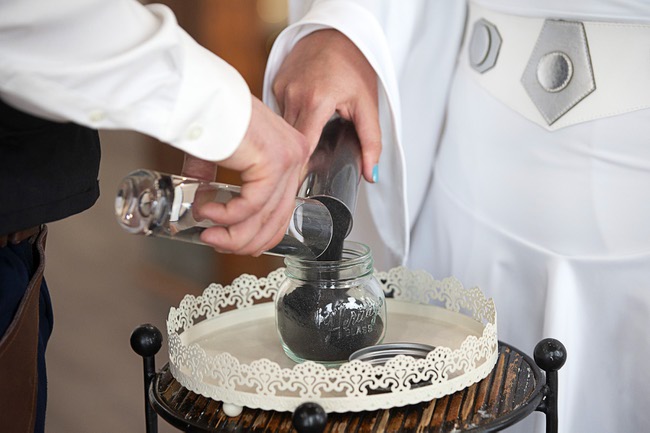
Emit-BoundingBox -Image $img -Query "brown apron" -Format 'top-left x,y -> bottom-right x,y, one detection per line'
0,226 -> 47,433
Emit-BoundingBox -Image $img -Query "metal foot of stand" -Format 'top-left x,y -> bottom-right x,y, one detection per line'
131,324 -> 163,433
533,338 -> 567,433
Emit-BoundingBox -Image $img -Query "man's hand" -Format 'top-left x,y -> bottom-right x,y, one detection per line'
182,96 -> 309,256
272,29 -> 381,183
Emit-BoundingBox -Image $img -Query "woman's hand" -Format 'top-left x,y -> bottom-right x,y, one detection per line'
272,29 -> 382,183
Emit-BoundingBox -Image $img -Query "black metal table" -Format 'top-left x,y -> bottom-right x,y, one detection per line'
131,325 -> 566,433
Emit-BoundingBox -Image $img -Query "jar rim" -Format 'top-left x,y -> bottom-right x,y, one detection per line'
284,241 -> 373,278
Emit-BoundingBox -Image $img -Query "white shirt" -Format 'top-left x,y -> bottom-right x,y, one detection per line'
0,0 -> 251,161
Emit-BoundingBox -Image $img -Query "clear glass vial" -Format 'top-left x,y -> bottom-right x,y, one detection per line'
275,242 -> 386,366
115,169 -> 334,259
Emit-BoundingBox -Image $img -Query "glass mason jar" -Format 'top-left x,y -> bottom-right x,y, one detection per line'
275,242 -> 386,366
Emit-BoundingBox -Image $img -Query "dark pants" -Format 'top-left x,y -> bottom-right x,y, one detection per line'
0,232 -> 53,433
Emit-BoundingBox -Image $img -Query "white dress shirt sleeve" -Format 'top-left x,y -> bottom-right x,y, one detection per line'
0,0 -> 251,162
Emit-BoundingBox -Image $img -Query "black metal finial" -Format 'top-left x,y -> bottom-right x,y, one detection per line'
533,338 -> 567,372
131,324 -> 162,433
130,323 -> 163,358
534,338 -> 567,433
292,402 -> 328,433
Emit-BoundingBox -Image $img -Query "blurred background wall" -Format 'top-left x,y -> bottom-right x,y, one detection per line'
44,1 -> 287,431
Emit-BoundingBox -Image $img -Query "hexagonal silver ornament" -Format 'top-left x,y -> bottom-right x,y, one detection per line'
469,19 -> 502,73
521,20 -> 596,125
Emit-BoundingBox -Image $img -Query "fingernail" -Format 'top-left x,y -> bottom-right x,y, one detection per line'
372,164 -> 379,183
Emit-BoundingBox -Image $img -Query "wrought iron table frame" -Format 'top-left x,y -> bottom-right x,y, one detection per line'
131,324 -> 566,433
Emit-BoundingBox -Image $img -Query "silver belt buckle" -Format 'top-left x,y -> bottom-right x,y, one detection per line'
469,18 -> 596,125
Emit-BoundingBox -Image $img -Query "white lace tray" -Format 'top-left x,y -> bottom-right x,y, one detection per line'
167,266 -> 498,413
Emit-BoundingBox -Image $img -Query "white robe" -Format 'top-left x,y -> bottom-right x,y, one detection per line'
264,1 -> 650,432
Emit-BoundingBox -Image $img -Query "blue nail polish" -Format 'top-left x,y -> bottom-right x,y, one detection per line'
372,164 -> 379,183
